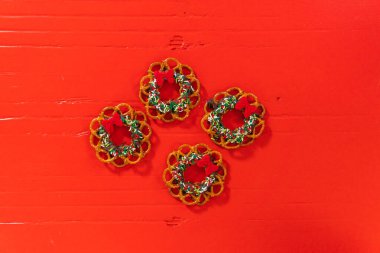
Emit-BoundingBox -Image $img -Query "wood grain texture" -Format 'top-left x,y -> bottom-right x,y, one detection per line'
1,0 -> 380,252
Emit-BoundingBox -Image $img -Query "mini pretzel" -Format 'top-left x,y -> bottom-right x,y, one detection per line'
201,87 -> 265,149
163,143 -> 227,205
139,58 -> 201,122
89,103 -> 152,167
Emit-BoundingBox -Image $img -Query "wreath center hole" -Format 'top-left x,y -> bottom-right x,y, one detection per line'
109,125 -> 132,146
221,109 -> 245,129
184,164 -> 207,183
158,80 -> 180,101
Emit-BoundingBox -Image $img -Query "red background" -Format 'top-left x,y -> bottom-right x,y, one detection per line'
0,0 -> 380,252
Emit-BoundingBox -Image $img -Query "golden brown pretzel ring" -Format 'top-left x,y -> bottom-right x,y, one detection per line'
89,103 -> 152,167
201,87 -> 265,149
162,143 -> 227,205
139,57 -> 201,122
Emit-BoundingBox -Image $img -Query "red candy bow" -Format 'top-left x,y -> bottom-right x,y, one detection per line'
154,69 -> 175,86
101,113 -> 123,134
235,97 -> 256,118
196,155 -> 219,176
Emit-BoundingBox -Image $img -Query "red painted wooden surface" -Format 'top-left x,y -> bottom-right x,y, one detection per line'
1,1 -> 380,252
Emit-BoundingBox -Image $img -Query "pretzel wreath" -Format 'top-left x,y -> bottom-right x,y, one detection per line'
89,103 -> 152,167
163,144 -> 227,205
139,58 -> 201,122
201,87 -> 265,149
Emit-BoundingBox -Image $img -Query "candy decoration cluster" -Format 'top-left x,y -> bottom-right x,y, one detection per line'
89,58 -> 266,205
